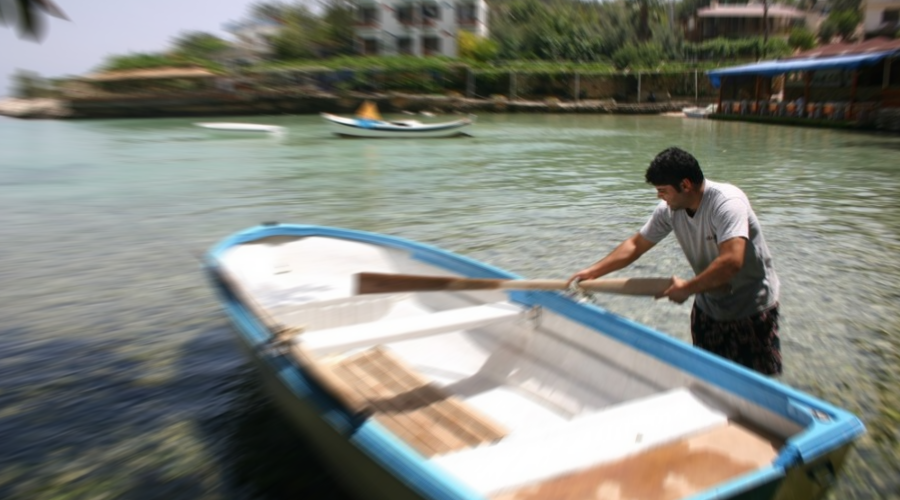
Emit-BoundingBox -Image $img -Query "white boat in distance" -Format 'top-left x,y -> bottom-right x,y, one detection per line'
205,223 -> 864,500
682,104 -> 717,118
194,122 -> 285,134
321,101 -> 473,138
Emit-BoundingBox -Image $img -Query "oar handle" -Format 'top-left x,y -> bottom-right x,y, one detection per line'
578,277 -> 674,296
497,277 -> 673,296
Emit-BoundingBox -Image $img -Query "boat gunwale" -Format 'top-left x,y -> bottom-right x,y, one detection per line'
206,223 -> 865,499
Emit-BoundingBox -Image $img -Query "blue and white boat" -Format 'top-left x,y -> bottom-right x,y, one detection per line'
205,223 -> 864,500
321,101 -> 473,138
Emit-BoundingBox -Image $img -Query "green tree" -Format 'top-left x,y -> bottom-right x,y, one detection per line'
0,0 -> 67,40
269,4 -> 320,59
251,1 -> 288,22
611,42 -> 664,69
788,27 -> 817,50
488,0 -> 645,62
819,9 -> 861,42
100,52 -> 189,71
458,31 -> 499,62
170,31 -> 230,61
314,1 -> 356,57
632,0 -> 655,41
10,69 -> 48,97
828,0 -> 860,12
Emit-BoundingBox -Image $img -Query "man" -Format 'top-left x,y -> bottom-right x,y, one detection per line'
568,147 -> 782,375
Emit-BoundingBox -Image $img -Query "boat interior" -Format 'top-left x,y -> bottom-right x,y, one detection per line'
220,235 -> 802,500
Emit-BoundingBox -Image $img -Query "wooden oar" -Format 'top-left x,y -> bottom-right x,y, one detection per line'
355,272 -> 673,296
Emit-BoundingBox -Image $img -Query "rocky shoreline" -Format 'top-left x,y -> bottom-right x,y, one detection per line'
5,94 -> 898,132
1,93 -> 693,120
0,98 -> 72,119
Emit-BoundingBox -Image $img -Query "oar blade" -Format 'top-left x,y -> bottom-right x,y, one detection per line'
354,272 -> 503,294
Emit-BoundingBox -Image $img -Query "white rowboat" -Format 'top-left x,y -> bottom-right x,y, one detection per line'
205,223 -> 864,500
682,104 -> 717,118
194,122 -> 285,134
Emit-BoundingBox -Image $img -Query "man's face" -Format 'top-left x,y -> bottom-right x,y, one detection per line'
655,183 -> 689,210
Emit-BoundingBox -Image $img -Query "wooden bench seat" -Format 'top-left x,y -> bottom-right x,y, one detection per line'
431,388 -> 745,497
317,346 -> 509,457
299,301 -> 523,356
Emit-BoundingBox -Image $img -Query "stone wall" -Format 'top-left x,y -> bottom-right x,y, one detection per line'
58,92 -> 689,119
875,108 -> 900,132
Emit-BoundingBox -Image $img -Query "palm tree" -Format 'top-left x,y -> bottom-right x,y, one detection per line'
0,0 -> 68,41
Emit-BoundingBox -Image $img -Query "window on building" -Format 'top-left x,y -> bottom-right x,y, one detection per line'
397,5 -> 415,24
422,36 -> 441,55
883,9 -> 899,23
456,3 -> 477,24
362,38 -> 379,55
398,37 -> 413,55
421,4 -> 441,24
358,6 -> 379,25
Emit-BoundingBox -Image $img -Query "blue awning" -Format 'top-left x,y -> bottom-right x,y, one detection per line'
706,50 -> 899,88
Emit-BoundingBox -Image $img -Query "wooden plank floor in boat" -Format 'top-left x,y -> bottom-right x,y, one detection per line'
490,421 -> 781,500
326,346 -> 508,457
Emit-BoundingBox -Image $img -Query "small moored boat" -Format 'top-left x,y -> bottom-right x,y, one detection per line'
204,223 -> 864,500
322,101 -> 473,138
194,122 -> 285,134
682,104 -> 717,118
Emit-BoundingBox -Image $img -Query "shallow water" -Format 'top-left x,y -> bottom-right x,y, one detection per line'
0,113 -> 898,499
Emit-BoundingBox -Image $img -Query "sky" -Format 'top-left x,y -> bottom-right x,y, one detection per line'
1,0 -> 259,96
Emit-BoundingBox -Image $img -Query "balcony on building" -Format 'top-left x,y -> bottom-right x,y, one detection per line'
355,4 -> 381,27
456,2 -> 478,26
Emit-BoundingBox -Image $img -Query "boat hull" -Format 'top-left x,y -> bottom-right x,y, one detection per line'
234,333 -> 430,500
194,122 -> 285,134
682,104 -> 716,118
206,224 -> 864,500
321,113 -> 472,138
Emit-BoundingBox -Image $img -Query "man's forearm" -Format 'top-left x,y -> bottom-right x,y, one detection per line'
585,237 -> 646,278
684,257 -> 740,295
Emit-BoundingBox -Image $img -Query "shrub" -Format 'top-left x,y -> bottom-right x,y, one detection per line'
819,10 -> 862,42
611,43 -> 664,70
458,31 -> 499,63
788,27 -> 817,51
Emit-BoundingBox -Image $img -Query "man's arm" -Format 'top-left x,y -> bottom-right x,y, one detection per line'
568,233 -> 657,285
661,236 -> 746,303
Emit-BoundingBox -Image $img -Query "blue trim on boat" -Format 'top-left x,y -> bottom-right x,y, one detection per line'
508,290 -> 865,469
208,223 -> 865,500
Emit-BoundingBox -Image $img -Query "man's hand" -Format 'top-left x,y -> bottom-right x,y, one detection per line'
658,276 -> 693,304
565,268 -> 597,289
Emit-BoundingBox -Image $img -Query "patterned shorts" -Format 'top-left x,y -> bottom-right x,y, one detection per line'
691,302 -> 782,376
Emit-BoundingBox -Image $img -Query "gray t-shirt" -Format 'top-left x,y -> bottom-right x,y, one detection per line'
639,180 -> 779,320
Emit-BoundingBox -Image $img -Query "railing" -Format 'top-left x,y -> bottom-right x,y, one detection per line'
717,98 -> 882,123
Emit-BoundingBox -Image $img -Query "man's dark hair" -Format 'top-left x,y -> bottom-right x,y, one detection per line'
645,147 -> 704,190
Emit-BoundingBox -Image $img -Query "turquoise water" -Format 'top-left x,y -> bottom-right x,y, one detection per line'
1,113 -> 898,499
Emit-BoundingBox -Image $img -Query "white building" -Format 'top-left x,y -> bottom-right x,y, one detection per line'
352,0 -> 489,57
223,17 -> 282,62
862,0 -> 900,37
